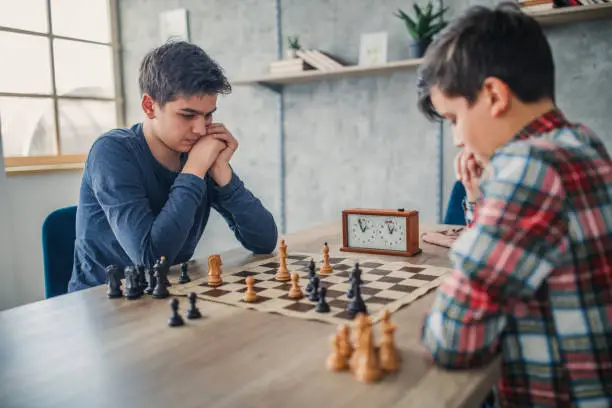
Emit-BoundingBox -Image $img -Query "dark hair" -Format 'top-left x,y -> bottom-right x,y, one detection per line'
417,2 -> 555,121
138,41 -> 231,105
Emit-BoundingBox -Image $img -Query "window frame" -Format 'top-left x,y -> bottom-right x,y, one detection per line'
0,0 -> 124,173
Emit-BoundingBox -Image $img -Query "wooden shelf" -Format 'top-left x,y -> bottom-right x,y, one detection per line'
232,58 -> 423,90
525,3 -> 612,26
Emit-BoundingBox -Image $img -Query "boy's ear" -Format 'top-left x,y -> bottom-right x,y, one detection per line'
141,94 -> 156,119
482,77 -> 510,118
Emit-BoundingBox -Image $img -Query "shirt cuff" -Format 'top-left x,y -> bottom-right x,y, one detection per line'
212,171 -> 243,198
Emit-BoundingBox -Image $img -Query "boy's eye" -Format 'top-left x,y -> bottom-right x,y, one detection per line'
180,114 -> 195,119
204,113 -> 213,120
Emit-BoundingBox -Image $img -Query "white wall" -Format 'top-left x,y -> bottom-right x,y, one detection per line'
0,138 -> 17,310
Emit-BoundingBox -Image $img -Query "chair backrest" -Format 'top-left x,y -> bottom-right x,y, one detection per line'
42,206 -> 77,298
443,181 -> 467,226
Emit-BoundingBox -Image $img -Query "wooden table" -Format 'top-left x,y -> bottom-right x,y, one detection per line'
0,221 -> 500,408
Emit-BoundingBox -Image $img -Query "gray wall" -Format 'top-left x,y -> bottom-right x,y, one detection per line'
118,0 -> 612,251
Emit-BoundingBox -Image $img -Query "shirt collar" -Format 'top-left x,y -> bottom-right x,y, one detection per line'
513,107 -> 570,141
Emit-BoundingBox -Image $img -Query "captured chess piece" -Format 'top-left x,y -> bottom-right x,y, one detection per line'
326,331 -> 348,372
145,267 -> 156,295
179,262 -> 191,284
207,254 -> 223,287
152,262 -> 170,299
338,324 -> 353,359
319,242 -> 333,275
350,313 -> 369,373
305,258 -> 316,293
379,309 -> 400,372
186,292 -> 202,319
136,265 -> 147,292
168,298 -> 185,327
124,266 -> 142,300
275,239 -> 291,281
243,275 -> 258,303
308,276 -> 320,302
105,265 -> 123,298
353,323 -> 382,383
288,272 -> 303,300
316,286 -> 330,313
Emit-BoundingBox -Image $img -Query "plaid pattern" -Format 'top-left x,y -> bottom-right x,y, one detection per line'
421,108 -> 612,407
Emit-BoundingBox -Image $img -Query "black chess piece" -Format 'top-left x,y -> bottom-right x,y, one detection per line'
178,262 -> 191,284
347,270 -> 367,318
145,267 -> 156,295
168,298 -> 184,327
136,265 -> 147,292
159,256 -> 172,287
315,287 -> 330,313
105,265 -> 122,298
306,258 -> 316,293
152,262 -> 170,299
308,276 -> 320,302
186,292 -> 202,319
124,266 -> 142,300
347,263 -> 363,299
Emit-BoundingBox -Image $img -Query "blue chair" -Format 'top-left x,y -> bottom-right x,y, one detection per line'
443,181 -> 467,226
42,206 -> 77,298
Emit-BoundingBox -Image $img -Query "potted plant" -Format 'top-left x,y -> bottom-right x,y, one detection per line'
394,1 -> 448,58
287,35 -> 301,59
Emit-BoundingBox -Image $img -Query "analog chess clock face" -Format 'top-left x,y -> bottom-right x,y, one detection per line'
342,209 -> 421,257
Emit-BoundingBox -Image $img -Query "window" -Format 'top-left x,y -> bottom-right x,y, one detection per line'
0,0 -> 123,171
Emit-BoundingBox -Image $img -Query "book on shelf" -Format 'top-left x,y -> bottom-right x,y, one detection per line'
518,0 -> 555,11
268,58 -> 311,74
296,49 -> 345,72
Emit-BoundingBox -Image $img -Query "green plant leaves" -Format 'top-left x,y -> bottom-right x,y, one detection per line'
394,1 -> 447,41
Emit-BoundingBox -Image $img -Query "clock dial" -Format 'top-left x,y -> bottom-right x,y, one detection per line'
377,219 -> 405,250
347,214 -> 377,247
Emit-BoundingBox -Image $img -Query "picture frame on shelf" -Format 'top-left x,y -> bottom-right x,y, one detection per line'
358,32 -> 388,66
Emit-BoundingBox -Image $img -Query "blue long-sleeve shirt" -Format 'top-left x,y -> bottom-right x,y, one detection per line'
67,123 -> 277,292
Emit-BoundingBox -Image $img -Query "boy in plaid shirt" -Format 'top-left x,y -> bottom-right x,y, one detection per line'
417,3 -> 612,407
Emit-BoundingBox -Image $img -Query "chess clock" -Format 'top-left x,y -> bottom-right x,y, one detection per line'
340,209 -> 421,257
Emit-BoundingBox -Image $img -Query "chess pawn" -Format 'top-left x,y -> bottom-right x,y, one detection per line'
207,254 -> 223,287
319,242 -> 333,275
353,325 -> 382,383
168,298 -> 185,327
288,272 -> 303,300
178,262 -> 191,284
338,324 -> 353,359
275,240 -> 290,281
186,292 -> 202,319
243,275 -> 258,303
326,332 -> 347,372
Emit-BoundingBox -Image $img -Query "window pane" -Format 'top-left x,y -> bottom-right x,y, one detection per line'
0,97 -> 57,157
0,33 -> 52,94
58,99 -> 116,154
54,40 -> 115,98
0,0 -> 48,33
51,0 -> 110,43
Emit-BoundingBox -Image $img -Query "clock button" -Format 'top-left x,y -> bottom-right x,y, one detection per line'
398,208 -> 404,212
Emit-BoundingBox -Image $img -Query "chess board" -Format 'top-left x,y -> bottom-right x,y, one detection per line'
170,253 -> 451,326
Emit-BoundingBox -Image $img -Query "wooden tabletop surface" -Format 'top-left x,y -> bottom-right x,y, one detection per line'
0,221 -> 500,408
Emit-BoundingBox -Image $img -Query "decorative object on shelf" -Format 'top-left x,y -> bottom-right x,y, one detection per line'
159,8 -> 190,43
394,1 -> 448,58
358,32 -> 388,66
518,0 -> 555,12
287,35 -> 301,59
269,58 -> 311,74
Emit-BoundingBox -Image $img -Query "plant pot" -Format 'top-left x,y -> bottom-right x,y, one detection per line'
286,48 -> 298,59
410,38 -> 432,59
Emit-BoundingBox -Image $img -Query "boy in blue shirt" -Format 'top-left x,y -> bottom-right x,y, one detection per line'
68,41 -> 277,291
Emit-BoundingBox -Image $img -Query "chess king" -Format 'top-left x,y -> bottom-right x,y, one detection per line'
67,41 -> 277,292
